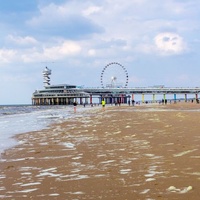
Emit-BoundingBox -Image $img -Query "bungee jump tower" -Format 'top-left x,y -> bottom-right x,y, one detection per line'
43,67 -> 51,86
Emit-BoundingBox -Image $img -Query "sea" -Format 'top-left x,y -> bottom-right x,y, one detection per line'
0,104 -> 96,154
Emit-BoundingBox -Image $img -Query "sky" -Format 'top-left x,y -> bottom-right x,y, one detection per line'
1,0 -> 200,104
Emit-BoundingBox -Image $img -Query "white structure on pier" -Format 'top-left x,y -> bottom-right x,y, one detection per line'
43,67 -> 51,86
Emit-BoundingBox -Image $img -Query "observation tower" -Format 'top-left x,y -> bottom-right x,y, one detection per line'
42,66 -> 51,86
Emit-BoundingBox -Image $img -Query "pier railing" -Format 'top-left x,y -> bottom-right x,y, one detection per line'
82,87 -> 200,95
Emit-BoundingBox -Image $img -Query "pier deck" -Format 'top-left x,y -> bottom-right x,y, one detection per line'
32,85 -> 200,105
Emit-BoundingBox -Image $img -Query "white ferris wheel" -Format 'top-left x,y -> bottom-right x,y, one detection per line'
100,62 -> 129,88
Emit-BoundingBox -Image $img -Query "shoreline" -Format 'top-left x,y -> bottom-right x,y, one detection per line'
0,103 -> 200,199
0,105 -> 102,154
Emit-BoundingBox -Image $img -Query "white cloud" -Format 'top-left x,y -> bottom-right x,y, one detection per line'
0,39 -> 81,64
27,2 -> 85,27
82,6 -> 102,16
164,1 -> 196,16
27,3 -> 68,26
88,49 -> 96,56
7,35 -> 38,46
135,44 -> 155,54
21,40 -> 81,62
0,49 -> 16,63
154,32 -> 187,55
43,41 -> 81,59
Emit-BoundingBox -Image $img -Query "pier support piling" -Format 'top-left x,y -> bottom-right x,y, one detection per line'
153,94 -> 155,103
142,94 -> 145,103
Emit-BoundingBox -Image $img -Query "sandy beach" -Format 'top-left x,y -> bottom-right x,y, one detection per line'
0,103 -> 200,200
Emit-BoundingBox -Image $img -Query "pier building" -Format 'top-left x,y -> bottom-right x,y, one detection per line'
32,84 -> 91,105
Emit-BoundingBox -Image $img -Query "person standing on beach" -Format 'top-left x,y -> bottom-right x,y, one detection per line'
73,101 -> 77,113
101,99 -> 106,110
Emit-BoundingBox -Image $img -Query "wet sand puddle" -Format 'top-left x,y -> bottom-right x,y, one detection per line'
0,105 -> 199,199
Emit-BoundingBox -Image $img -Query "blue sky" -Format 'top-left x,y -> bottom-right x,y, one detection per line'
1,0 -> 200,104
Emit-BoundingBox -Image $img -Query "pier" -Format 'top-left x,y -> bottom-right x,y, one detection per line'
83,87 -> 200,104
32,66 -> 200,105
32,86 -> 200,105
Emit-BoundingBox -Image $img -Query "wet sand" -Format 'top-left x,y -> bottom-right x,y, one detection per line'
0,103 -> 200,199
